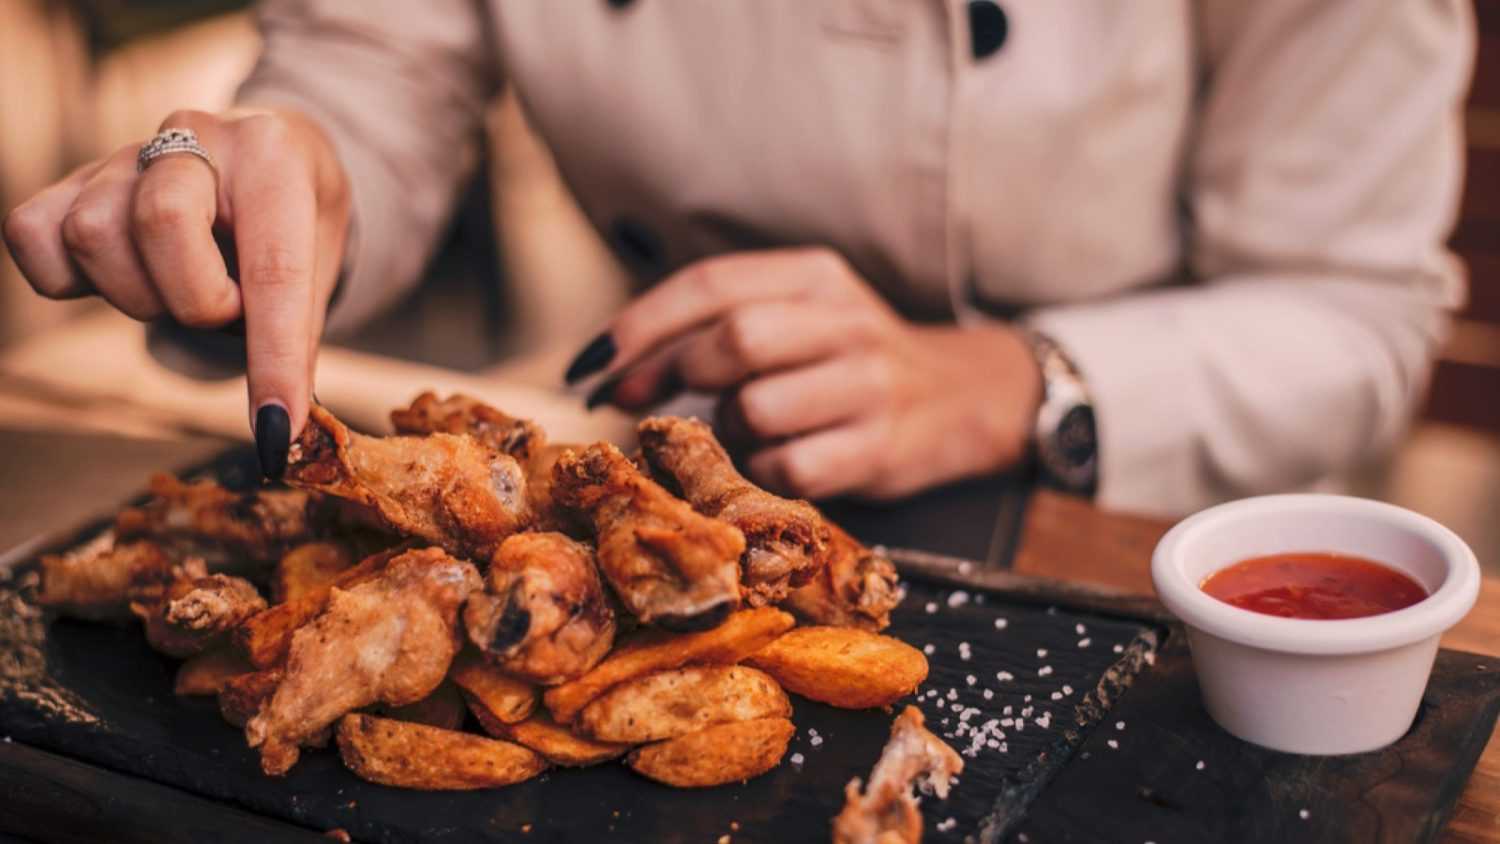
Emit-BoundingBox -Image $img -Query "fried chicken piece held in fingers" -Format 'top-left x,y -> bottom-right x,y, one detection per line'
464,532 -> 616,685
390,392 -> 546,464
553,443 -> 744,629
783,523 -> 901,631
832,706 -> 964,844
284,405 -> 529,559
638,416 -> 830,606
131,570 -> 268,658
245,547 -> 481,775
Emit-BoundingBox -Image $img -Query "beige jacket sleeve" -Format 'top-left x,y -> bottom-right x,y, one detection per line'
235,0 -> 500,335
1027,0 -> 1474,515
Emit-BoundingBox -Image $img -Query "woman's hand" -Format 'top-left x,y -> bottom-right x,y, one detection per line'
569,247 -> 1043,499
1,107 -> 351,476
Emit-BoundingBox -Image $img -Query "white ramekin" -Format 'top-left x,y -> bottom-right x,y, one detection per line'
1151,494 -> 1480,755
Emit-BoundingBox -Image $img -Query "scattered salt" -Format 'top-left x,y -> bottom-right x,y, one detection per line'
947,689 -> 958,700
982,689 -> 994,700
1038,666 -> 1054,677
936,818 -> 958,832
1000,718 -> 1014,727
1036,648 -> 1049,658
925,602 -> 938,614
947,591 -> 971,608
1050,692 -> 1063,701
1062,684 -> 1074,696
790,753 -> 805,766
1196,760 -> 1206,771
1115,721 -> 1125,730
1002,705 -> 1013,715
1107,739 -> 1119,750
1299,809 -> 1310,820
1113,643 -> 1125,654
1075,623 -> 1086,635
810,736 -> 823,747
994,618 -> 1009,630
1077,638 -> 1092,648
923,644 -> 936,655
965,675 -> 977,686
996,671 -> 1014,682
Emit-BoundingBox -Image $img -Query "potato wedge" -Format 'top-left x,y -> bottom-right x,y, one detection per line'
745,626 -> 927,709
380,680 -> 466,731
336,713 -> 546,790
271,541 -> 354,604
451,650 -> 536,725
545,607 -> 794,723
174,647 -> 253,696
627,717 -> 793,788
577,665 -> 790,743
477,711 -> 629,767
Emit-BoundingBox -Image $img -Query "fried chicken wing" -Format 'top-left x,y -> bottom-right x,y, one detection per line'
130,570 -> 267,658
34,535 -> 178,620
783,523 -> 901,631
553,443 -> 744,629
114,474 -> 314,571
639,417 -> 830,606
390,392 -> 546,464
463,532 -> 615,685
833,706 -> 963,844
284,405 -> 530,559
245,547 -> 481,775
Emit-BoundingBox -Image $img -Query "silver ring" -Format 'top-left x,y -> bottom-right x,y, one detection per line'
137,128 -> 217,176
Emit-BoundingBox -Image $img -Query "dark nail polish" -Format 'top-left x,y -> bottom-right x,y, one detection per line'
564,332 -> 616,384
585,377 -> 619,411
255,404 -> 291,480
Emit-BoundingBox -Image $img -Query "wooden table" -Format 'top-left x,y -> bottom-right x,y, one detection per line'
1016,489 -> 1500,844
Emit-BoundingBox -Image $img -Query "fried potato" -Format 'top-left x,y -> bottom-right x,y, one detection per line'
627,717 -> 793,788
745,626 -> 927,709
545,607 -> 794,723
451,650 -> 537,725
174,646 -> 253,696
477,712 -> 629,767
336,713 -> 547,790
271,541 -> 354,604
380,680 -> 466,731
577,665 -> 790,744
218,668 -> 283,727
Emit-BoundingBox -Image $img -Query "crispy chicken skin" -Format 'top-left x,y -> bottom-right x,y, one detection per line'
638,417 -> 830,606
245,547 -> 481,775
115,474 -> 314,568
35,535 -> 179,620
284,405 -> 530,559
464,532 -> 615,685
783,523 -> 901,631
390,391 -> 546,464
553,443 -> 745,629
131,572 -> 268,658
832,706 -> 964,844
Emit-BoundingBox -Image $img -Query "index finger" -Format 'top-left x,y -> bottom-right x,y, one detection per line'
230,155 -> 319,458
602,248 -> 857,379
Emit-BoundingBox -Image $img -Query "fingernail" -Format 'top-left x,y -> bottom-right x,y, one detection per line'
255,403 -> 291,480
564,332 -> 616,384
585,377 -> 619,411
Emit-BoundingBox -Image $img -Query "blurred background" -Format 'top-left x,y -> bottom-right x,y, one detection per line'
1,1 -> 1498,570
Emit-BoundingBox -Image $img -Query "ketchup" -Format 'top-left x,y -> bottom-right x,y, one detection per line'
1199,552 -> 1427,620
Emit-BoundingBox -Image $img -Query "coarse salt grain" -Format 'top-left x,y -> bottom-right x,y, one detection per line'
982,689 -> 994,700
1299,809 -> 1310,820
810,736 -> 823,747
790,753 -> 805,766
1062,684 -> 1074,696
924,644 -> 936,655
1196,760 -> 1206,770
994,618 -> 1009,630
1038,666 -> 1053,677
1050,692 -> 1063,701
1078,638 -> 1092,648
947,689 -> 958,700
936,818 -> 957,832
1000,718 -> 1014,727
996,671 -> 1014,682
966,675 -> 977,686
1113,643 -> 1125,654
1115,721 -> 1125,730
1003,705 -> 1013,715
1107,739 -> 1119,750
925,602 -> 938,614
947,591 -> 970,608
1036,648 -> 1048,658
1075,623 -> 1086,635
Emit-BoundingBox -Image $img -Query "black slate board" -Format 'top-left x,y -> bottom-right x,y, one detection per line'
1,449 -> 1498,844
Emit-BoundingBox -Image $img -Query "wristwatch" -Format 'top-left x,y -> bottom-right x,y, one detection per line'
1020,328 -> 1098,495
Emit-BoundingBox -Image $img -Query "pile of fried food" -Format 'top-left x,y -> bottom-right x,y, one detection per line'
35,393 -> 962,841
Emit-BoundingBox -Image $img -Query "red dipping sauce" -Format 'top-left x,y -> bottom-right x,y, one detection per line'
1200,552 -> 1428,620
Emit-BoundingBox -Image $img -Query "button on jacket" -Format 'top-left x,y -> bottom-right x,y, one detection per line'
239,0 -> 1474,515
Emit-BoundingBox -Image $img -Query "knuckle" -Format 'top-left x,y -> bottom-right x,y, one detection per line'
719,312 -> 761,367
169,285 -> 237,327
132,184 -> 203,237
2,202 -> 45,252
776,448 -> 818,498
735,384 -> 778,438
60,203 -> 114,255
246,245 -> 308,291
